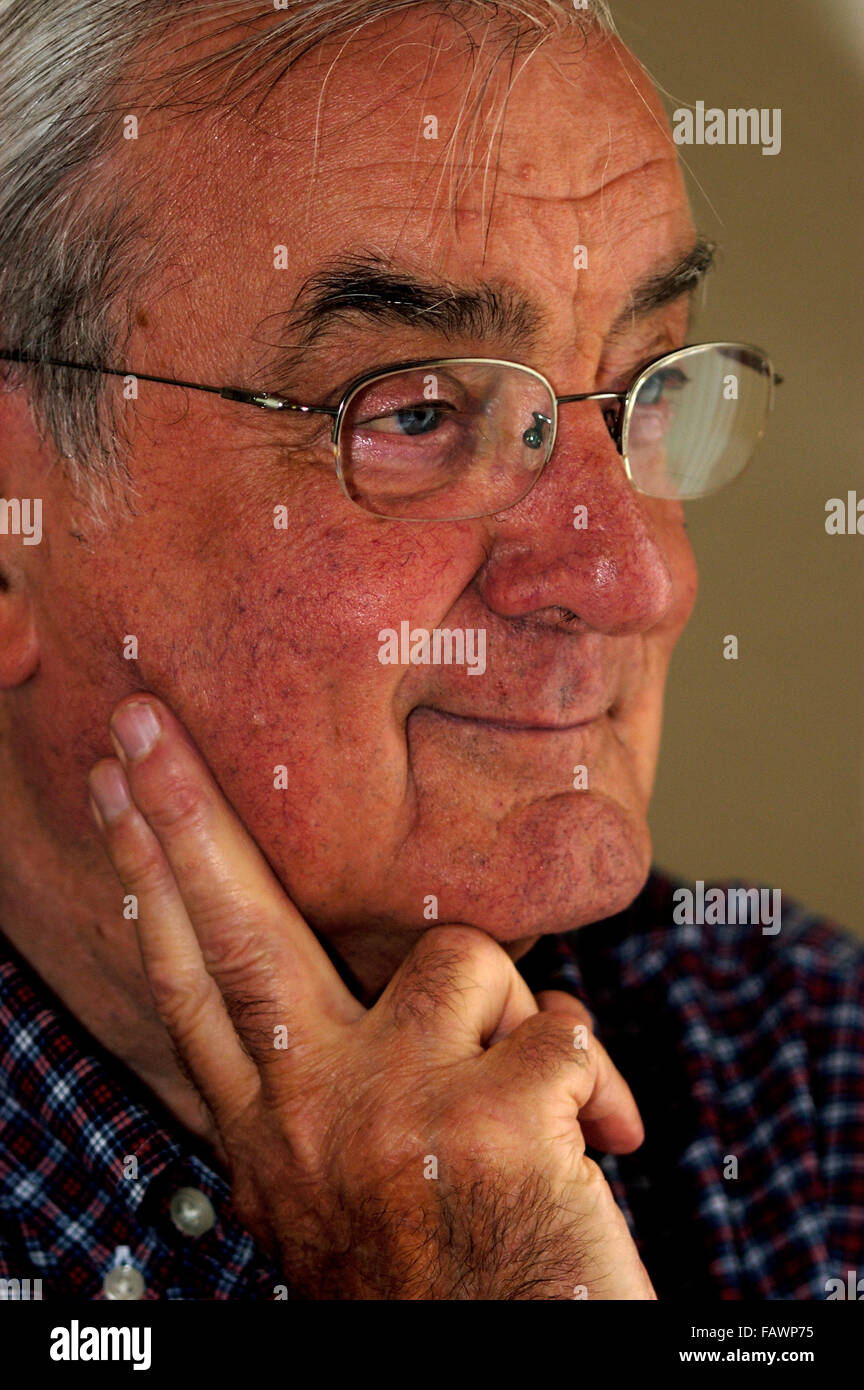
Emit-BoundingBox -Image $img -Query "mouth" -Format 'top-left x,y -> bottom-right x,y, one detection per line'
415,707 -> 611,734
404,702 -> 626,825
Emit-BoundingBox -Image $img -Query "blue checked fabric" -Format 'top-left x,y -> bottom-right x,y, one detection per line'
1,870 -> 862,1299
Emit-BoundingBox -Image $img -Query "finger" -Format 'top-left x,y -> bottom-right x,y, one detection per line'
106,694 -> 363,1035
374,925 -> 538,1053
534,989 -> 596,1028
89,757 -> 260,1127
484,1010 -> 643,1157
535,990 -> 644,1154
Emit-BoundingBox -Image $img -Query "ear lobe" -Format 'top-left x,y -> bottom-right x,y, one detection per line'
0,573 -> 39,687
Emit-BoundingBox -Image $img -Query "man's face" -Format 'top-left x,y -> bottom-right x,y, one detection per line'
12,15 -> 698,975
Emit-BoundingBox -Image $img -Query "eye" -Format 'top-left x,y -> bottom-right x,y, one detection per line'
636,365 -> 690,405
364,401 -> 456,436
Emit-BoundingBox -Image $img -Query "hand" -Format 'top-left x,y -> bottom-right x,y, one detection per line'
88,694 -> 655,1300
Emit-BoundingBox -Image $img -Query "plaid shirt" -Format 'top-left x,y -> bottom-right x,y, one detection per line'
1,870 -> 862,1300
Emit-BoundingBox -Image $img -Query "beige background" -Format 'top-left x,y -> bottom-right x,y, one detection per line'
611,0 -> 864,934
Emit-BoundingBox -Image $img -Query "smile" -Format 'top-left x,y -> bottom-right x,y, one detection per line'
418,708 -> 610,734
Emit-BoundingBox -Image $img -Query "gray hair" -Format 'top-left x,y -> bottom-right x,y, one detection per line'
0,0 -> 615,496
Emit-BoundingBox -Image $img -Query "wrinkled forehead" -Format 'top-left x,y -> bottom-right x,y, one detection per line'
168,18 -> 672,213
127,10 -> 690,362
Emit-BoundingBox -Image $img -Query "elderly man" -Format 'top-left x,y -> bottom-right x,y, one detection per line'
0,0 -> 860,1303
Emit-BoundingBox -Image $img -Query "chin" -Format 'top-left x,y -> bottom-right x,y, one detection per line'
399,791 -> 654,942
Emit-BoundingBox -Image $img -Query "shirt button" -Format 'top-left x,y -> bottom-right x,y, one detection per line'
170,1186 -> 216,1237
103,1265 -> 145,1300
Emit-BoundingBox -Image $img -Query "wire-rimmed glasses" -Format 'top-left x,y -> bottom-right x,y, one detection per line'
0,341 -> 781,521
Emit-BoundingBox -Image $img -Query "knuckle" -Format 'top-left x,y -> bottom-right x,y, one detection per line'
423,924 -> 502,972
510,1013 -> 581,1079
512,1012 -> 593,1075
198,921 -> 269,981
137,764 -> 211,837
112,836 -> 174,898
147,964 -> 214,1036
574,1154 -> 615,1210
221,991 -> 278,1056
392,925 -> 503,1026
195,930 -> 279,1051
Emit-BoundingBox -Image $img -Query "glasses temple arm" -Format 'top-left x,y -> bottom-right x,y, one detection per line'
218,387 -> 336,415
0,349 -> 337,416
555,390 -> 626,405
0,350 -> 225,395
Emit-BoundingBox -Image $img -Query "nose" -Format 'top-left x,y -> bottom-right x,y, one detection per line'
476,403 -> 676,635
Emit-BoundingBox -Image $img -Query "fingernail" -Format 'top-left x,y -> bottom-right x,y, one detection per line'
111,701 -> 161,760
89,761 -> 132,822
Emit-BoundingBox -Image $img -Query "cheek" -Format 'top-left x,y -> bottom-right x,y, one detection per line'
86,491 -> 486,883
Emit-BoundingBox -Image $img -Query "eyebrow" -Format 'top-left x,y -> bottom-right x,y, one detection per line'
282,255 -> 543,353
259,236 -> 716,381
610,236 -> 716,333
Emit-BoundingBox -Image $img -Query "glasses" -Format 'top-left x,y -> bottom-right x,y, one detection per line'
0,342 -> 781,521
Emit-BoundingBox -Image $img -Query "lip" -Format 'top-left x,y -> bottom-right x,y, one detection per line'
417,707 -> 610,733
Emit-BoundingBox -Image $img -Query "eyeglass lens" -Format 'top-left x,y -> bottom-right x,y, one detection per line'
626,344 -> 772,500
337,346 -> 772,520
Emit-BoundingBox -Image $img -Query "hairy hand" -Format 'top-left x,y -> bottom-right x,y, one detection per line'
88,694 -> 655,1301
